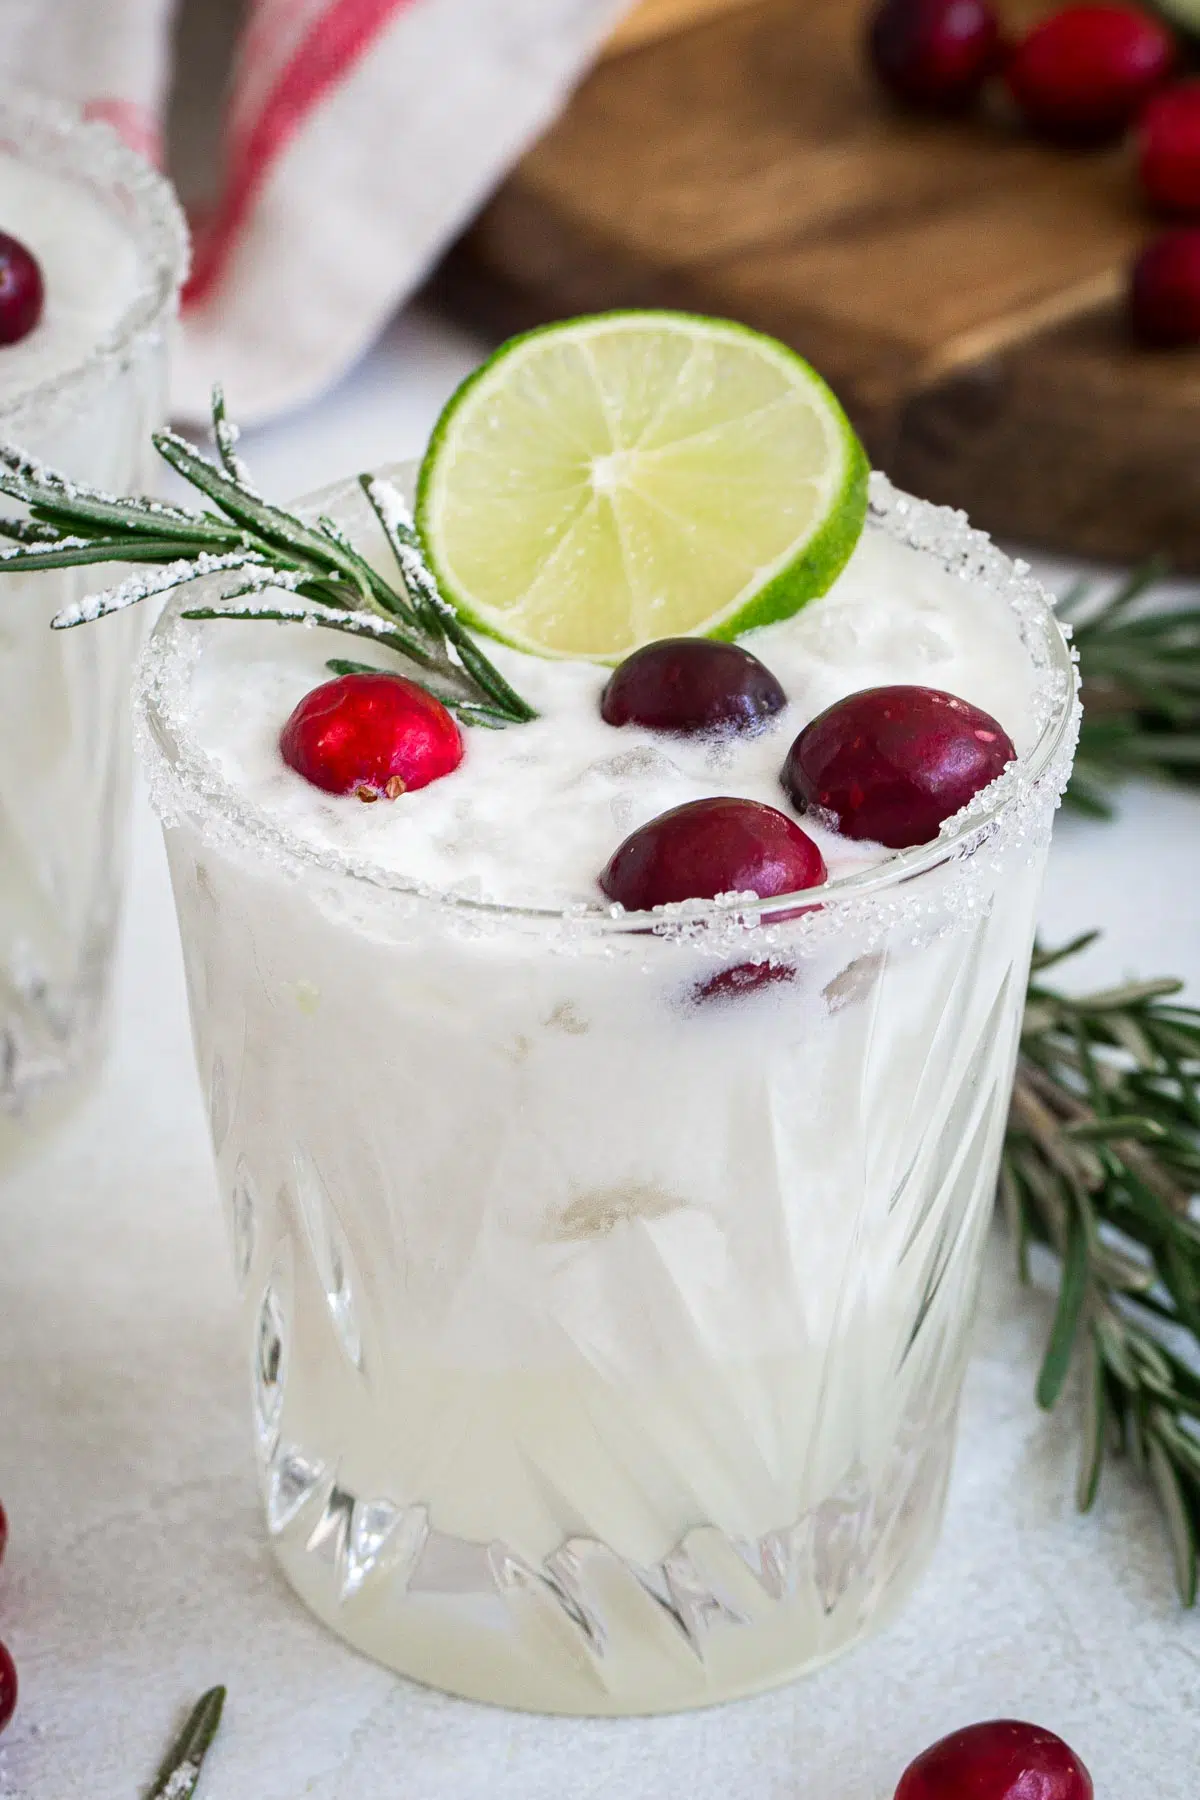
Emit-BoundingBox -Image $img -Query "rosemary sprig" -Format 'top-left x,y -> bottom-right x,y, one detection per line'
1004,933 -> 1200,1603
0,388 -> 536,728
1061,560 -> 1200,817
147,1686 -> 225,1800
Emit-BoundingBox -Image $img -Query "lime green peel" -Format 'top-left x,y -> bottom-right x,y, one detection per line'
416,311 -> 869,663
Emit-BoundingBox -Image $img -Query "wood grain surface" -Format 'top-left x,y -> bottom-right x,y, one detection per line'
438,0 -> 1200,567
602,0 -> 762,56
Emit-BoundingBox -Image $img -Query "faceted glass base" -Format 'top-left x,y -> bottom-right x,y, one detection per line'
263,1417 -> 953,1714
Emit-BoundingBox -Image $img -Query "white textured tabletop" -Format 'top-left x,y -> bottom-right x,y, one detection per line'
1,309 -> 1198,1799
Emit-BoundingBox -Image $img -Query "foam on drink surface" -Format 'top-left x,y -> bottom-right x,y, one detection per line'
185,522 -> 1039,909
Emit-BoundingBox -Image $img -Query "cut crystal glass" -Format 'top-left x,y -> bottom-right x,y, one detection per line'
138,465 -> 1080,1713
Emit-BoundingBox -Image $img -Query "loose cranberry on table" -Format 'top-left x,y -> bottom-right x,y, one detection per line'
0,1639 -> 15,1736
1004,4 -> 1176,144
1130,227 -> 1200,344
894,1719 -> 1093,1800
599,796 -> 826,911
600,638 -> 786,736
0,1501 -> 14,1737
0,230 -> 43,347
867,0 -> 1001,112
782,684 -> 1016,849
1140,81 -> 1200,217
279,672 -> 463,800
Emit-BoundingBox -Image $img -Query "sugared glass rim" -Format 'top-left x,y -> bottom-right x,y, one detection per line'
138,469 -> 1081,937
0,86 -> 189,432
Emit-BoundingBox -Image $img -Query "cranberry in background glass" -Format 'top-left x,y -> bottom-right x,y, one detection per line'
867,0 -> 1001,112
600,637 -> 786,736
895,1719 -> 1093,1800
599,796 -> 826,911
1130,227 -> 1200,344
1004,3 -> 1176,144
782,684 -> 1016,849
0,1498 -> 6,1568
1140,81 -> 1200,217
0,1640 -> 15,1736
280,672 -> 464,801
0,230 -> 43,347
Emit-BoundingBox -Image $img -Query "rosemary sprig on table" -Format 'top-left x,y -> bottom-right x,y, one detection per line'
1004,933 -> 1200,1603
148,1686 -> 225,1800
1063,560 -> 1200,817
0,388 -> 535,729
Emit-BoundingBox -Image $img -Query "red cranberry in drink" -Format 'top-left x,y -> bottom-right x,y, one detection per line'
1140,82 -> 1200,217
1005,5 -> 1176,144
599,796 -> 826,910
600,638 -> 786,736
0,231 -> 43,347
1130,228 -> 1200,344
782,684 -> 1016,849
0,1640 -> 15,1737
894,1719 -> 1093,1800
867,0 -> 1001,112
280,672 -> 464,800
691,960 -> 797,1006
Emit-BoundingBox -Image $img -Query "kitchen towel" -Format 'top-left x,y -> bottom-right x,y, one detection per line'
1,0 -> 630,422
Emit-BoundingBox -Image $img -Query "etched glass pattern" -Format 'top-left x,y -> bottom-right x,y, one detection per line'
0,90 -> 187,1146
140,473 -> 1079,1713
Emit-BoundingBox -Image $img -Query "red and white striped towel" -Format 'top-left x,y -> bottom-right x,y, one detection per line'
2,0 -> 630,422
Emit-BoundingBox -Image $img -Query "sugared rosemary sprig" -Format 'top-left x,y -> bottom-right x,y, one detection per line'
148,1686 -> 225,1800
1062,560 -> 1200,816
0,389 -> 536,728
1004,932 -> 1200,1602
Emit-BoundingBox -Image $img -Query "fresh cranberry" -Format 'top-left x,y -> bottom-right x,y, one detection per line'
1005,4 -> 1176,144
1140,81 -> 1200,216
782,685 -> 1015,848
895,1719 -> 1093,1800
867,0 -> 1001,112
279,673 -> 463,800
599,797 -> 826,910
0,1640 -> 15,1737
1130,227 -> 1200,344
600,638 -> 786,736
0,231 -> 43,347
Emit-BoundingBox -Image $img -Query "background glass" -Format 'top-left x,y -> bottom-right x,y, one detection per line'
0,90 -> 187,1154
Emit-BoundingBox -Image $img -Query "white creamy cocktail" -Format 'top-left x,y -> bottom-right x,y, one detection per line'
0,90 -> 185,1145
129,308 -> 1077,1712
0,308 -> 1075,1707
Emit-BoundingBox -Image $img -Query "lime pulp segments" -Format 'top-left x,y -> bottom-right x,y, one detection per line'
415,312 -> 869,663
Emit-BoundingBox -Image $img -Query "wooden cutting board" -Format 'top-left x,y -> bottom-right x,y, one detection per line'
437,0 -> 1200,568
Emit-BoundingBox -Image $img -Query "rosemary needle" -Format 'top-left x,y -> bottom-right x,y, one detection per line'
147,1687 -> 225,1800
1061,559 -> 1200,817
0,390 -> 536,728
1005,934 -> 1200,1604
